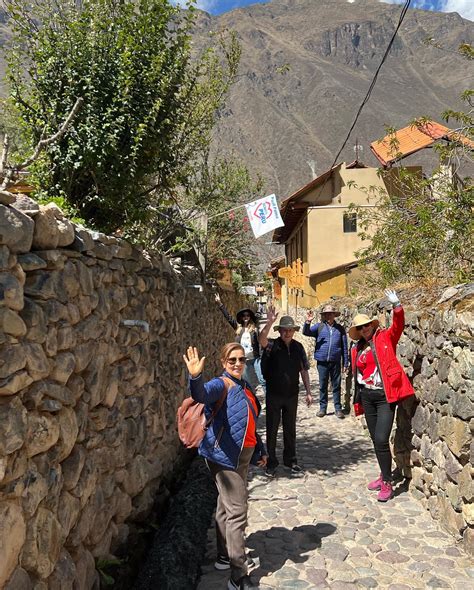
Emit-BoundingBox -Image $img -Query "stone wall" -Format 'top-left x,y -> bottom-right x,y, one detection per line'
0,197 -> 244,589
290,285 -> 473,556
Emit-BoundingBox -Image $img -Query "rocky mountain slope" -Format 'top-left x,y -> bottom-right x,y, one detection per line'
195,0 -> 473,199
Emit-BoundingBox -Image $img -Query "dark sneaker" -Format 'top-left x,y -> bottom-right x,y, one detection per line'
215,555 -> 231,570
335,410 -> 345,419
316,409 -> 326,417
228,574 -> 260,589
290,463 -> 304,474
265,467 -> 276,478
215,555 -> 256,571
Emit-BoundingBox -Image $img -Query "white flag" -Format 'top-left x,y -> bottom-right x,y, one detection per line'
245,194 -> 284,239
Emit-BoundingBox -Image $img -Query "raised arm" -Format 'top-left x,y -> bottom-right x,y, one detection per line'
384,289 -> 404,346
215,293 -> 238,330
259,305 -> 278,349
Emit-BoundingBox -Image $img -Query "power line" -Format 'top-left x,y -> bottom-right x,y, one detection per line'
330,0 -> 412,168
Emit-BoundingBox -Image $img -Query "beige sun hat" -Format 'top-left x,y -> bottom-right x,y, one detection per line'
348,313 -> 380,341
321,304 -> 340,317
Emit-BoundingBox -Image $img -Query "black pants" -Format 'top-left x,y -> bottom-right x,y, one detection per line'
266,393 -> 298,469
360,387 -> 396,481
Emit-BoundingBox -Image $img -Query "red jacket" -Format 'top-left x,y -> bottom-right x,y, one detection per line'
351,306 -> 414,404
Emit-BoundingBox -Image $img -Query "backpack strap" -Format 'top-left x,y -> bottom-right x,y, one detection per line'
204,376 -> 231,430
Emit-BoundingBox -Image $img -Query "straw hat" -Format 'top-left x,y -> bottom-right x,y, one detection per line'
321,304 -> 340,317
273,316 -> 300,331
348,313 -> 380,341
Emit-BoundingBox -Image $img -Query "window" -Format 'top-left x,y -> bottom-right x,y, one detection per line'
343,213 -> 357,233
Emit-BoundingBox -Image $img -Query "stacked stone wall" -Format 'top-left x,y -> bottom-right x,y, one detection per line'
290,287 -> 473,555
0,198 -> 245,589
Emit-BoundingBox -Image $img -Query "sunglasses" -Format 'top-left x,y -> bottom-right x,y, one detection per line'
226,356 -> 246,365
356,322 -> 373,330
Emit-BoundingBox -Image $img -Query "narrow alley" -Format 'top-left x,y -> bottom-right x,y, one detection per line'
197,372 -> 474,590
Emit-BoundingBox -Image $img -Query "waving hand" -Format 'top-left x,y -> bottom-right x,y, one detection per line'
183,346 -> 206,378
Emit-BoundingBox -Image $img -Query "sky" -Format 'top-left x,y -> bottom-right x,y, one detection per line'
172,0 -> 474,21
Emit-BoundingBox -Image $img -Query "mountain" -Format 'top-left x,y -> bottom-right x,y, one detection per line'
195,0 -> 473,199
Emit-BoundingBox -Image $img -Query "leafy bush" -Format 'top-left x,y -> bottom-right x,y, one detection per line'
5,0 -> 239,233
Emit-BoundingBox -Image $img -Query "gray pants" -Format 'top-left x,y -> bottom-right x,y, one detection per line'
207,447 -> 254,580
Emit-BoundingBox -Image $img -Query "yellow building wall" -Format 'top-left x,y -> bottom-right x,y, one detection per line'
307,166 -> 386,275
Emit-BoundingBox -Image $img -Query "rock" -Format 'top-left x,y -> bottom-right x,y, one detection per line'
0,204 -> 34,252
0,370 -> 33,396
437,287 -> 459,304
68,546 -> 97,590
0,501 -> 27,588
25,412 -> 60,457
61,445 -> 86,492
0,343 -> 27,379
50,352 -> 76,385
56,407 -> 79,462
0,191 -> 17,205
4,567 -> 32,590
24,270 -> 60,300
438,494 -> 465,537
45,549 -> 77,590
458,463 -> 474,502
20,467 -> 49,518
11,193 -> 40,214
451,390 -> 474,420
463,503 -> 474,525
56,218 -> 75,247
23,343 -> 50,381
20,298 -> 47,343
33,250 -> 66,270
438,416 -> 471,458
0,397 -> 27,455
32,207 -> 60,250
21,506 -> 62,578
0,309 -> 26,337
0,272 -> 24,311
376,551 -> 410,564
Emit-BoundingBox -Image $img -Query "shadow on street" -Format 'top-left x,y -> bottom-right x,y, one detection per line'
245,523 -> 337,583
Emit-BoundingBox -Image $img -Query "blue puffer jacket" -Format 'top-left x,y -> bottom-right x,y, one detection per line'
303,321 -> 349,367
189,371 -> 266,469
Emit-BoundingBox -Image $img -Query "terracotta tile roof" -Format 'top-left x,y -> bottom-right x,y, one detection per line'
370,121 -> 474,167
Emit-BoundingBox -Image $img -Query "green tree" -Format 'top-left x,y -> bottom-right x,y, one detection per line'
350,90 -> 473,285
5,0 -> 240,233
140,152 -> 262,283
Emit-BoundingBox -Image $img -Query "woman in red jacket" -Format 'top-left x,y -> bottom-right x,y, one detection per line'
349,289 -> 414,502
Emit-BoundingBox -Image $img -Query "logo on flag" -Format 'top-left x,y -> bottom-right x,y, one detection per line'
245,194 -> 284,238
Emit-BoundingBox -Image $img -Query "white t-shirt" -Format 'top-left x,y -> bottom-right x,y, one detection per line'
240,330 -> 254,360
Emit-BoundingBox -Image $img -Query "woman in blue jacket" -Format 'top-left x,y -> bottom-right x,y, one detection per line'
183,342 -> 267,590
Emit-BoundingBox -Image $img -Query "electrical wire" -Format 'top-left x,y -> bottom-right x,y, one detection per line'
276,0 -> 413,244
330,0 -> 412,168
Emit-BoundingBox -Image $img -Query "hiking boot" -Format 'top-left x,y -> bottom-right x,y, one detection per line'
215,555 -> 256,571
228,574 -> 260,589
335,410 -> 345,419
367,474 -> 383,491
377,480 -> 394,502
316,409 -> 326,417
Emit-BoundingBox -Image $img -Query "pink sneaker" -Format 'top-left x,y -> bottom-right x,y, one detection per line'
367,474 -> 383,491
377,481 -> 393,502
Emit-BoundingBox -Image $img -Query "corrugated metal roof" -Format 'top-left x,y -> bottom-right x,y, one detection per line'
370,121 -> 474,167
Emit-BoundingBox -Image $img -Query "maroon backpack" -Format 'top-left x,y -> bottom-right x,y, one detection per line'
177,377 -> 232,449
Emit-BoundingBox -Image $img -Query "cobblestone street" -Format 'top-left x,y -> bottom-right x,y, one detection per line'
197,372 -> 474,590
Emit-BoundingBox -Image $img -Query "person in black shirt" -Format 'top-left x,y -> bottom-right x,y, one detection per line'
259,306 -> 312,477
